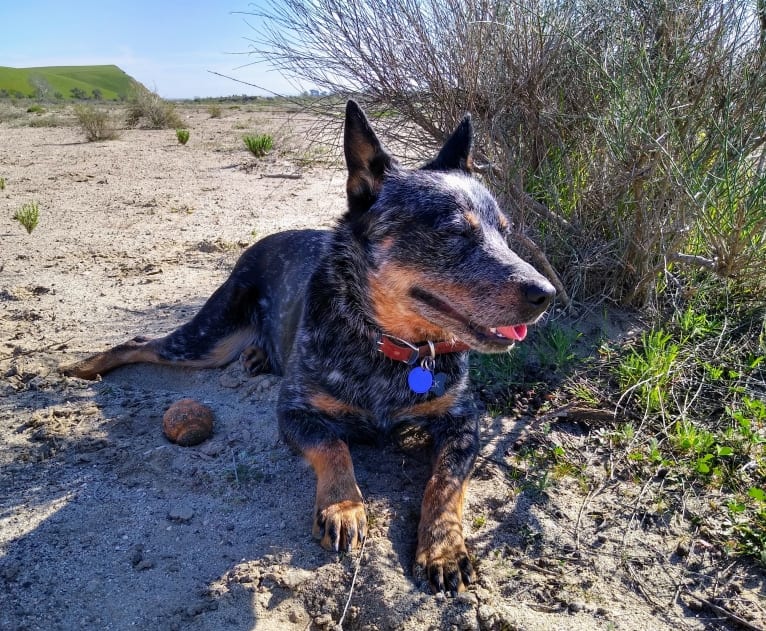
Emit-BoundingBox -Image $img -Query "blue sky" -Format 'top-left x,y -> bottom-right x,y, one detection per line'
0,1 -> 302,98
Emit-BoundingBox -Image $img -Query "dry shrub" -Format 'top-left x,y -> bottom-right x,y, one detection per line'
73,105 -> 120,141
126,88 -> 182,129
248,0 -> 766,306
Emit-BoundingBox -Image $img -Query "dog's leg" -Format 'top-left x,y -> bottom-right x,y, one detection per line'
305,439 -> 367,551
60,328 -> 260,381
61,274 -> 264,380
414,415 -> 479,594
279,406 -> 367,552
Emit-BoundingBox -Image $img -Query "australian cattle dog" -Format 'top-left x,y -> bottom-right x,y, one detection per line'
62,101 -> 556,594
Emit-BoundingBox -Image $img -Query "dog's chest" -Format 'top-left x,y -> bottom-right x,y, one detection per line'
320,351 -> 468,431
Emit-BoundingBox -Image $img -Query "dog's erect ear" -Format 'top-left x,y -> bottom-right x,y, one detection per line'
422,114 -> 473,172
344,100 -> 395,214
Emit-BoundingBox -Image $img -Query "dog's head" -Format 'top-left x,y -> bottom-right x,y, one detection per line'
343,101 -> 555,353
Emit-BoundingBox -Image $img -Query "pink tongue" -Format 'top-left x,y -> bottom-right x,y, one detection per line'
497,324 -> 528,341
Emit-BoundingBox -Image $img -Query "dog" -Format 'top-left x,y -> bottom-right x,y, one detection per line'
61,101 -> 555,594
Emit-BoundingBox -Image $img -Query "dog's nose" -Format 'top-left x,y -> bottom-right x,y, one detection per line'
523,280 -> 556,308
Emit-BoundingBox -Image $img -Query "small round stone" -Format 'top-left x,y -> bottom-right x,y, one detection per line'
162,398 -> 214,446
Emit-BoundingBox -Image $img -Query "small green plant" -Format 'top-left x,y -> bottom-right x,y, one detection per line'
74,104 -> 119,141
13,201 -> 40,234
670,420 -> 730,475
207,104 -> 222,118
175,129 -> 190,145
26,104 -> 44,114
0,177 -> 5,190
243,133 -> 273,157
471,515 -> 487,531
617,330 -> 679,413
728,488 -> 766,564
535,323 -> 580,370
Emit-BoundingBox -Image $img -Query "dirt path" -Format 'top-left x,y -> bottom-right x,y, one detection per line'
1,103 -> 762,630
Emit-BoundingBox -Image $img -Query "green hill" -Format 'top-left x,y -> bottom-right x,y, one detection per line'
0,65 -> 143,100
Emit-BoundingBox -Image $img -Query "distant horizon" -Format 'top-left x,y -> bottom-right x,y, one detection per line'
0,1 -> 307,99
0,63 -> 306,101
0,63 -> 319,101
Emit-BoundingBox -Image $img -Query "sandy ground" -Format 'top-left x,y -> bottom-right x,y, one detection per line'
1,103 -> 763,631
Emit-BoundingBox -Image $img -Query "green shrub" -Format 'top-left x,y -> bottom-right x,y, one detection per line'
207,104 -> 222,118
126,88 -> 182,129
13,201 -> 39,234
243,133 -> 273,157
26,104 -> 44,114
253,0 -> 766,306
73,105 -> 119,141
175,129 -> 190,145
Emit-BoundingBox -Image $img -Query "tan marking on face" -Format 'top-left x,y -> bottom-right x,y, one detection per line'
464,210 -> 481,230
497,213 -> 509,231
369,263 -> 454,341
369,260 -> 526,341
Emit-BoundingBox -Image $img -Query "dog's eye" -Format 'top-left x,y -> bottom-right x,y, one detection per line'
443,226 -> 472,241
443,219 -> 476,239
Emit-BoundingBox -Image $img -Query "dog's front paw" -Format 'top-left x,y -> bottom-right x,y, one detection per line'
414,525 -> 476,595
313,500 -> 367,552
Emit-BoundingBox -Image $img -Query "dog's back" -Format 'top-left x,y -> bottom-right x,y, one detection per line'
226,229 -> 329,374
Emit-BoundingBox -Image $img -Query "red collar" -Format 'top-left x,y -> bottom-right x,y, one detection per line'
377,334 -> 470,364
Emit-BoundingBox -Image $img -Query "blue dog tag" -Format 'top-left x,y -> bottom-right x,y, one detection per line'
431,372 -> 447,396
408,366 -> 433,394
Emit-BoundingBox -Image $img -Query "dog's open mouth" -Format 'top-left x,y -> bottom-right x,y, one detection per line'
466,322 -> 526,348
489,324 -> 528,341
410,287 -> 528,350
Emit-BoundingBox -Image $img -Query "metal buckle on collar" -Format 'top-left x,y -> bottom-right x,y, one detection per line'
398,337 -> 420,365
376,333 -> 420,365
422,341 -> 436,371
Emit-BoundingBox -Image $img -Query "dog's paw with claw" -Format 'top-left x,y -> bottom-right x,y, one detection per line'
414,529 -> 476,595
239,345 -> 269,376
313,500 -> 367,553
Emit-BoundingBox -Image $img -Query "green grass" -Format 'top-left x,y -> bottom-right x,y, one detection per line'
607,290 -> 766,562
13,201 -> 40,234
0,65 -> 140,100
473,285 -> 764,567
243,133 -> 274,157
617,330 -> 680,414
